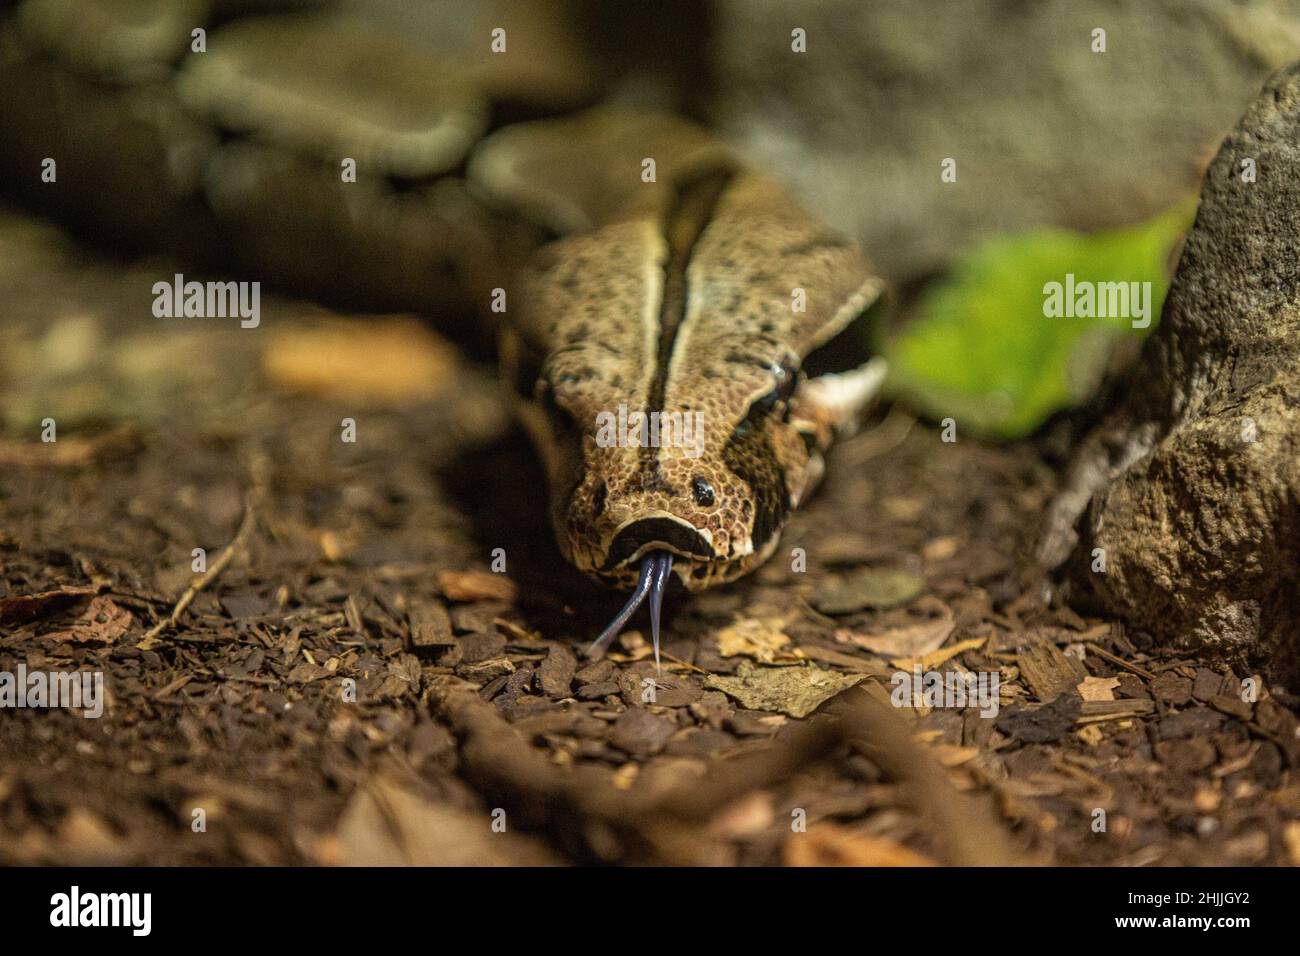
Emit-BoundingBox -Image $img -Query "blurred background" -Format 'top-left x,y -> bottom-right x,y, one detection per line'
1,0 -> 1299,867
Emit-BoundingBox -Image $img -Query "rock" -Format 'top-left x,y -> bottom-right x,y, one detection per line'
1043,60 -> 1300,684
176,12 -> 489,178
17,0 -> 208,83
699,0 -> 1300,283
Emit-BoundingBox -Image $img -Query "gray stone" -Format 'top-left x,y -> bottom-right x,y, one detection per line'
1045,61 -> 1300,683
702,0 -> 1300,283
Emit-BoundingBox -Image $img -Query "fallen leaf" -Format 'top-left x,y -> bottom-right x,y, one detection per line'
42,595 -> 132,645
784,823 -> 937,867
881,198 -> 1194,439
704,660 -> 865,718
1078,676 -> 1120,702
0,586 -> 96,626
812,568 -> 927,615
716,615 -> 795,663
437,569 -> 518,603
842,614 -> 955,658
606,629 -> 652,663
890,635 -> 986,672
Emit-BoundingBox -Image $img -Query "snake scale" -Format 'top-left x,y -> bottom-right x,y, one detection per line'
0,0 -> 888,665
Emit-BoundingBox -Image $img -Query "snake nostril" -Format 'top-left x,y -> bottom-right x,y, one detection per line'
604,518 -> 711,568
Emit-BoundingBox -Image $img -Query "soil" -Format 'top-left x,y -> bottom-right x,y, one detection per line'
1,205 -> 1297,866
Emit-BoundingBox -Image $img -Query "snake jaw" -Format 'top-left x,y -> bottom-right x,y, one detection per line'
586,550 -> 675,670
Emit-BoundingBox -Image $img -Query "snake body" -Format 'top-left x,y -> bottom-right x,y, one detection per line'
0,1 -> 886,657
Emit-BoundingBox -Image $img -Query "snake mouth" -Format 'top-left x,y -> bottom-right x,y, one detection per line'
601,515 -> 714,570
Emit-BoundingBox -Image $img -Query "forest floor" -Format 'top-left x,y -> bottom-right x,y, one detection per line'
2,204 -> 1298,866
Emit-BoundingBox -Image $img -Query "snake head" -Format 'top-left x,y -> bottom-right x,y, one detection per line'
549,349 -> 888,596
492,143 -> 887,656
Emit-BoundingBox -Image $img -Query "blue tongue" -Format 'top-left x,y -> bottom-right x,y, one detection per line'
587,551 -> 674,671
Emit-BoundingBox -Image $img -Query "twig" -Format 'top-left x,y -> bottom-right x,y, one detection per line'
140,448 -> 269,643
429,676 -> 1024,865
1086,642 -> 1156,681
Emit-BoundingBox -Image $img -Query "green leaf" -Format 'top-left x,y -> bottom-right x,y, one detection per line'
879,198 -> 1196,439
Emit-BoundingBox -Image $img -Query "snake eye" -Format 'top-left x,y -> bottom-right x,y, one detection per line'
691,476 -> 715,507
744,358 -> 801,425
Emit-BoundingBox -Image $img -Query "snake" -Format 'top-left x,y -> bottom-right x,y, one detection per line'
0,1 -> 887,666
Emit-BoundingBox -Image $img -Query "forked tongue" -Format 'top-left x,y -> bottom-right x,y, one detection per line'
587,550 -> 675,670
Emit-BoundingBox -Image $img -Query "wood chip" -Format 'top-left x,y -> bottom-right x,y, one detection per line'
408,599 -> 454,649
1016,637 -> 1087,702
1077,676 -> 1119,702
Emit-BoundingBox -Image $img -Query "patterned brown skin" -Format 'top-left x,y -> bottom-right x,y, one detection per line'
491,118 -> 885,591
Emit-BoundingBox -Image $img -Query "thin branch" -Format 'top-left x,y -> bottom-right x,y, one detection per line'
140,448 -> 269,644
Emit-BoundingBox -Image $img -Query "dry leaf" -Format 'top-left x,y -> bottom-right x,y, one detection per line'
716,615 -> 795,663
437,569 -> 518,603
842,614 -> 955,658
0,586 -> 96,627
785,823 -> 937,867
890,635 -> 986,672
606,629 -> 652,663
42,595 -> 132,645
704,660 -> 864,718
